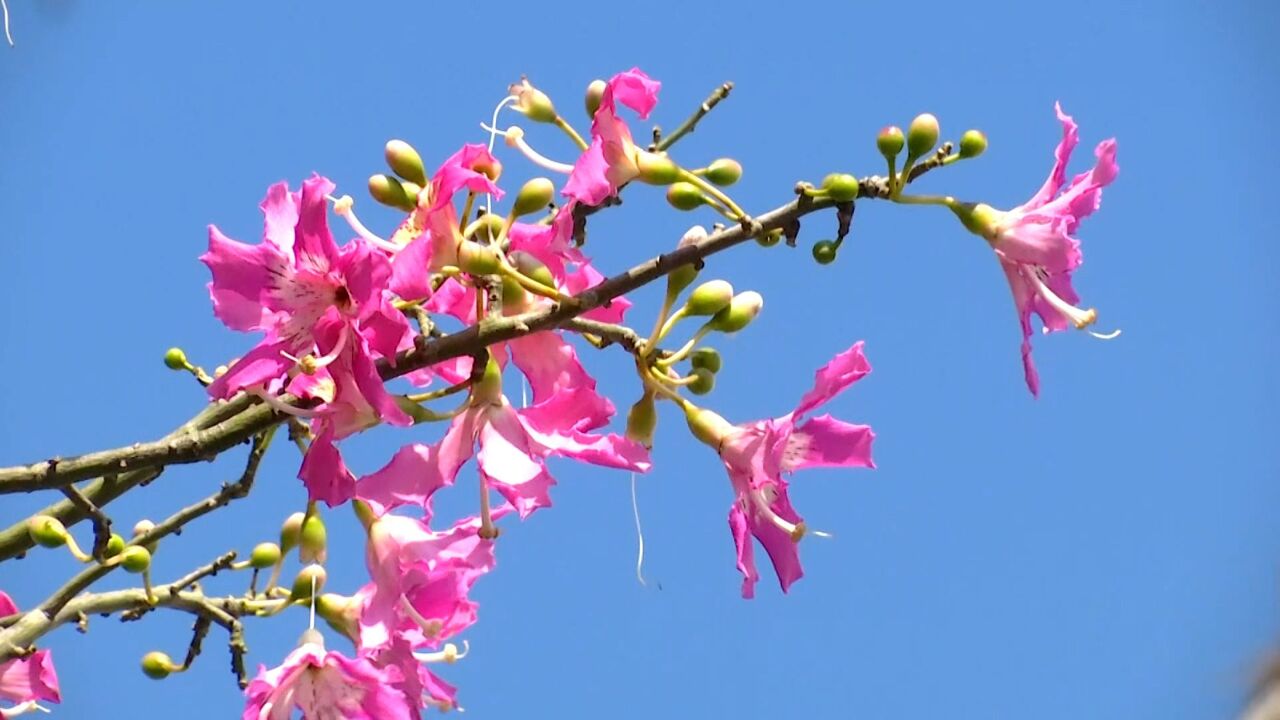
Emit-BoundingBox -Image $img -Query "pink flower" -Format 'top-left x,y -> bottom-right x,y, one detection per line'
690,343 -> 876,598
0,593 -> 60,717
563,68 -> 661,205
953,104 -> 1120,396
366,638 -> 460,715
243,631 -> 411,720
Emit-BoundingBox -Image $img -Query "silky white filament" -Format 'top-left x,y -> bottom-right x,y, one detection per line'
631,472 -> 647,586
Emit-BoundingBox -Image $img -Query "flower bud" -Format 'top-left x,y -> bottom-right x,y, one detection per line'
250,542 -> 282,570
689,347 -> 722,373
635,151 -> 679,185
907,113 -> 940,159
464,212 -> 506,244
400,181 -> 424,201
510,78 -> 558,124
299,513 -> 327,565
625,393 -> 658,448
141,651 -> 177,680
756,229 -> 782,248
684,405 -> 734,448
280,512 -> 305,553
511,178 -> 555,217
959,129 -> 988,159
585,79 -> 607,118
703,158 -> 742,187
821,173 -> 860,203
28,516 -> 68,549
508,250 -> 555,289
684,280 -> 734,316
368,174 -> 415,212
501,275 -> 527,308
688,367 -> 715,396
949,201 -> 1002,240
877,126 -> 905,158
132,519 -> 158,553
315,593 -> 360,642
456,240 -> 502,276
666,182 -> 706,211
289,564 -> 327,602
163,347 -> 189,371
104,533 -> 126,558
706,291 -> 763,334
384,139 -> 427,186
811,240 -> 839,265
120,546 -> 152,574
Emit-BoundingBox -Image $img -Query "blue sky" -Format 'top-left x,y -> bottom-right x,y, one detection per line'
1,2 -> 1277,718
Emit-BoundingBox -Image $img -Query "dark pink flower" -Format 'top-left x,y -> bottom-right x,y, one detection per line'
243,631 -> 411,720
0,593 -> 61,717
563,68 -> 661,205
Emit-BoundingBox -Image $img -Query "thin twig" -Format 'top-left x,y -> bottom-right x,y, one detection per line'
652,81 -> 734,152
58,484 -> 113,561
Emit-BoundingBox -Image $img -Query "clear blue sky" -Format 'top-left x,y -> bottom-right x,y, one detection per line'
2,2 -> 1277,718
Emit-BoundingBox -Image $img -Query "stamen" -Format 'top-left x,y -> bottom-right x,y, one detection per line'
308,324 -> 349,370
2,0 -> 13,47
399,596 -> 443,639
328,194 -> 402,253
414,640 -> 469,664
749,487 -> 803,540
1,700 -> 51,716
481,123 -> 575,174
251,389 -> 318,418
1023,266 -> 1118,335
631,472 -> 647,587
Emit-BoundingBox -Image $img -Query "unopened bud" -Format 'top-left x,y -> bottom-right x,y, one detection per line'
704,158 -> 742,187
511,177 -> 555,218
289,564 -> 328,602
706,291 -> 763,334
635,151 -> 680,185
508,250 -> 555,289
280,512 -> 305,553
756,229 -> 782,248
666,182 -> 706,211
821,173 -> 859,203
907,113 -> 940,159
120,546 -> 152,574
684,280 -> 734,316
877,125 -> 905,158
585,79 -> 607,118
688,367 -> 715,396
299,513 -> 327,565
250,542 -> 282,569
456,240 -> 502,276
501,275 -> 527,309
368,174 -> 415,212
133,519 -> 155,537
689,347 -> 722,373
959,129 -> 988,159
684,406 -> 734,448
28,516 -> 68,549
141,651 -> 177,680
464,212 -> 506,244
104,533 -> 126,558
811,240 -> 839,265
163,347 -> 189,371
625,393 -> 658,448
511,78 -> 558,124
384,139 -> 427,186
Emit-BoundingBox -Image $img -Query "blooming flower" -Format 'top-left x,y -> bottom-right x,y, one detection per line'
688,343 -> 876,598
243,630 -> 411,720
0,593 -> 60,717
563,68 -> 662,205
952,104 -> 1119,396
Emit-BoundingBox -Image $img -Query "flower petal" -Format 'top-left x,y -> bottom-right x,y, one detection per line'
778,414 -> 876,472
357,443 -> 452,518
298,427 -> 356,507
729,506 -> 759,600
791,341 -> 872,420
201,225 -> 288,332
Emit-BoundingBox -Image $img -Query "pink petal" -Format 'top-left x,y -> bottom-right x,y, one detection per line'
729,506 -> 759,600
298,427 -> 356,507
432,145 -> 503,209
389,234 -> 435,302
563,139 -> 613,205
1038,138 -> 1119,234
607,68 -> 661,119
0,649 -> 60,705
338,238 -> 393,322
292,175 -> 340,271
259,181 -> 300,252
1000,262 -> 1041,397
791,341 -> 872,420
0,593 -> 16,616
566,262 -> 631,323
1015,102 -> 1080,213
518,385 -> 614,435
357,443 -> 452,518
359,299 -> 413,362
201,225 -> 287,332
205,339 -> 294,400
506,331 -> 595,404
778,414 -> 875,472
477,406 -> 554,518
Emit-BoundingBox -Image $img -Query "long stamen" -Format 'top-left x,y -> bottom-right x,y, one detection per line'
480,123 -> 575,174
399,595 -> 443,639
1,0 -> 13,47
251,389 -> 318,418
328,195 -> 402,253
749,487 -> 806,541
308,324 -> 349,370
414,640 -> 469,664
1,700 -> 50,716
1023,266 -> 1120,338
485,96 -> 518,215
631,472 -> 647,586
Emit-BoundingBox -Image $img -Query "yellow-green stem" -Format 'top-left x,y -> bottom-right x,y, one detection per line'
553,116 -> 589,150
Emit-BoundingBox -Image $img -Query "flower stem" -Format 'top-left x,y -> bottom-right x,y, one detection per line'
677,169 -> 746,220
553,116 -> 589,150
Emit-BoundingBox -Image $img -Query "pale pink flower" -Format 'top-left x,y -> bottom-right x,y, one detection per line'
563,68 -> 661,205
243,631 -> 411,720
0,593 -> 60,717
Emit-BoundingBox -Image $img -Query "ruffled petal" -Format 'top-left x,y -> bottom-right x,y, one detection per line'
506,331 -> 595,404
791,341 -> 872,420
477,405 -> 554,518
298,427 -> 356,507
206,339 -> 294,399
201,225 -> 288,332
1015,102 -> 1080,213
260,181 -> 300,252
778,414 -> 876,472
357,443 -> 452,518
562,139 -> 613,206
606,68 -> 661,119
293,175 -> 340,272
728,505 -> 758,600
389,234 -> 435,302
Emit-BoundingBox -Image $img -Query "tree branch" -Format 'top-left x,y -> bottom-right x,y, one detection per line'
652,82 -> 734,152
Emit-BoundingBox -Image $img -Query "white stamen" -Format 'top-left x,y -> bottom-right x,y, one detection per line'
750,487 -> 802,539
328,194 -> 402,254
399,595 -> 443,639
2,0 -> 13,47
308,572 -> 317,630
480,123 -> 575,175
251,389 -> 317,418
631,472 -> 647,587
1023,266 -> 1120,338
308,324 -> 349,370
414,640 -> 469,664
1,700 -> 51,716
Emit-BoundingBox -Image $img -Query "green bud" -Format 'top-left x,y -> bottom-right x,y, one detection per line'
464,213 -> 506,244
289,564 -> 327,603
635,151 -> 680,185
585,79 -> 607,118
703,158 -> 743,187
756,229 -> 782,248
907,113 -> 940,159
821,173 -> 860,203
163,347 -> 189,371
811,240 -> 838,265
501,275 -> 527,308
684,405 -> 734,447
625,393 -> 658,448
384,139 -> 427,186
959,129 -> 988,159
877,125 -> 905,158
315,593 -> 360,642
684,280 -> 734,316
689,347 -> 722,373
120,546 -> 152,574
368,174 -> 415,212
509,250 -> 555,289
250,542 -> 282,570
511,177 -> 555,217
28,516 -> 68,549
688,367 -> 715,396
511,78 -> 558,124
949,201 -> 1002,240
104,533 -> 126,558
456,240 -> 502,276
141,651 -> 176,680
299,513 -> 327,565
666,182 -> 706,211
705,291 -> 763,334
280,512 -> 305,553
